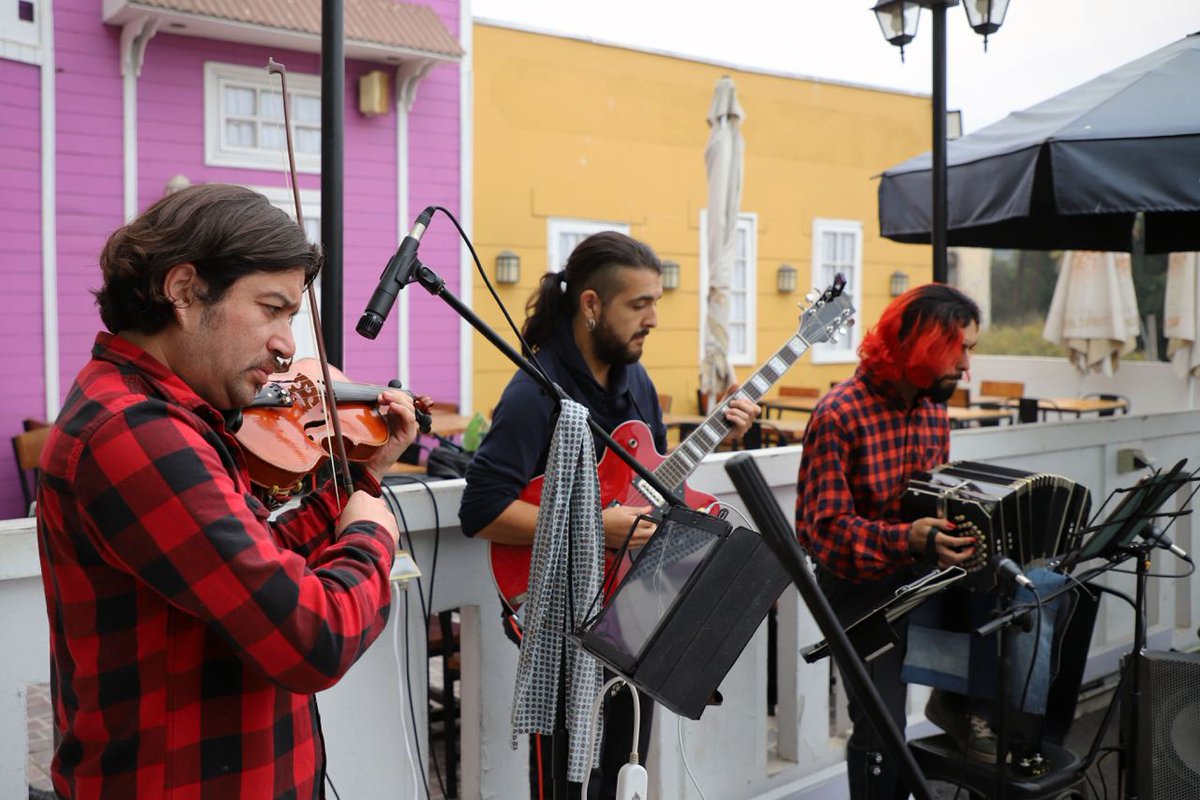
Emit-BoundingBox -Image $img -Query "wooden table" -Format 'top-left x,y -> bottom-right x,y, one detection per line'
428,411 -> 472,437
972,395 -> 1130,420
947,405 -> 1015,429
760,397 -> 819,418
663,413 -> 808,446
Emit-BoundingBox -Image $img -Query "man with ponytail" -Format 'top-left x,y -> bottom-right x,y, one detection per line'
796,283 -> 982,799
461,231 -> 758,799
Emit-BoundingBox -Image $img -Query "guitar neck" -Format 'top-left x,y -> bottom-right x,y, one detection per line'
656,332 -> 814,491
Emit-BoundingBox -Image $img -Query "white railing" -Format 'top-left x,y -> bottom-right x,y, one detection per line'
2,410 -> 1198,799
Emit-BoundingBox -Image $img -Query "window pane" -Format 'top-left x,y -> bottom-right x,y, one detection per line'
731,292 -> 746,318
224,85 -> 255,116
261,90 -> 284,120
261,123 -> 285,151
733,261 -> 746,288
736,228 -> 747,259
296,126 -> 321,154
225,120 -> 256,147
730,323 -> 746,354
293,94 -> 321,124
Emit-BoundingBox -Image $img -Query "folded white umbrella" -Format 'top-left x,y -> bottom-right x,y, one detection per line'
1042,251 -> 1140,376
700,75 -> 744,407
1164,252 -> 1200,379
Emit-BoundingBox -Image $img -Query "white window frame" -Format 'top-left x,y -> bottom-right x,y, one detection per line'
546,217 -> 630,272
205,62 -> 322,173
810,218 -> 863,364
699,210 -> 758,366
253,185 -> 322,363
1,0 -> 43,62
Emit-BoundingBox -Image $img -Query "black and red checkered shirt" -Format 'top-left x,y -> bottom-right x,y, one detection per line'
795,368 -> 949,583
36,333 -> 395,800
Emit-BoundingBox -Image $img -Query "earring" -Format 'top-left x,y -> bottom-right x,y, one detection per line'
587,317 -> 596,332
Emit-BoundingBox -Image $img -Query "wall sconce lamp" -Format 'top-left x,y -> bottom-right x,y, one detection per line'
661,260 -> 680,290
776,263 -> 798,293
358,70 -> 391,116
890,270 -> 910,297
495,250 -> 520,284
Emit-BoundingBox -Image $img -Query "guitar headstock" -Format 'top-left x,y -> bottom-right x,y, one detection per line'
797,273 -> 856,346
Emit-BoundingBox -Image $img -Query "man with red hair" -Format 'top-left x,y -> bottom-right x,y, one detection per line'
796,283 -> 981,799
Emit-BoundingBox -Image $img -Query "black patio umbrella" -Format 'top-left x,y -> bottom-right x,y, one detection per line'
878,32 -> 1200,254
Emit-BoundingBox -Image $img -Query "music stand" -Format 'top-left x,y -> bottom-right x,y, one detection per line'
965,458 -> 1198,800
573,504 -> 792,719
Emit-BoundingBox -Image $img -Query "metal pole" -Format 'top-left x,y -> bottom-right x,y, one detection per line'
931,1 -> 949,284
321,0 -> 345,366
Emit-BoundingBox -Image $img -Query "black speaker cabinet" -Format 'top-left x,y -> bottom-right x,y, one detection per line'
1136,650 -> 1200,800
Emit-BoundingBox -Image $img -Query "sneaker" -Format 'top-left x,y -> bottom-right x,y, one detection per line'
924,690 -> 968,743
964,715 -> 1001,763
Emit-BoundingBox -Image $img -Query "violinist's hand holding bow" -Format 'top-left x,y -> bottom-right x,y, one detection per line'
363,389 -> 419,483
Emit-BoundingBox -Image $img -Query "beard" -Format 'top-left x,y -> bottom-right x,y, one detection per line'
925,375 -> 960,404
592,318 -> 648,366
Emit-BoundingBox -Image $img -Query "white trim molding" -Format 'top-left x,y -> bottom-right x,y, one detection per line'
121,15 -> 159,222
699,210 -> 759,366
203,61 -> 322,174
810,218 -> 863,365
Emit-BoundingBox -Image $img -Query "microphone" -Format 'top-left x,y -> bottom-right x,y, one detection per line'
992,555 -> 1035,590
356,206 -> 435,340
1141,524 -> 1190,561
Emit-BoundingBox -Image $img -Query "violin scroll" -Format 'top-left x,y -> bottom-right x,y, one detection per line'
388,379 -> 433,434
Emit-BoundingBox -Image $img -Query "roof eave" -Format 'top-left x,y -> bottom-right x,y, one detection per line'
103,0 -> 462,65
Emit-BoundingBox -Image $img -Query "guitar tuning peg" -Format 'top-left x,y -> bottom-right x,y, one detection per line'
805,291 -> 818,304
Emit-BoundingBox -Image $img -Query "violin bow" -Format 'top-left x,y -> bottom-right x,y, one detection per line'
267,57 -> 356,492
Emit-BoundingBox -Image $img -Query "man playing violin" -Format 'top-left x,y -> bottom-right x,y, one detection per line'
35,183 -> 417,800
460,231 -> 758,799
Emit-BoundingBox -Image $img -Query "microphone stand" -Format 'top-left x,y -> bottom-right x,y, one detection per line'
395,256 -> 684,800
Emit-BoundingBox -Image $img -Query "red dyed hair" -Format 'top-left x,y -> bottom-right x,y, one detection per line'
858,284 -> 980,388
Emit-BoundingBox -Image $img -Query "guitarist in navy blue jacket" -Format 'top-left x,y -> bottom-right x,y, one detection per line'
460,231 -> 757,799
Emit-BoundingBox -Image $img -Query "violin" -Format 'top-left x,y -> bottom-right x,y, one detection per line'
235,358 -> 433,496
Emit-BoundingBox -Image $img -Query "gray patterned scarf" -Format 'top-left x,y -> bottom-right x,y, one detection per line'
510,398 -> 605,781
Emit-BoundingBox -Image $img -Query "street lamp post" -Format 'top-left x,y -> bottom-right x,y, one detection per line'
872,0 -> 1010,284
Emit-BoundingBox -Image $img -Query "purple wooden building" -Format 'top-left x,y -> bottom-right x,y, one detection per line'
1,0 -> 469,518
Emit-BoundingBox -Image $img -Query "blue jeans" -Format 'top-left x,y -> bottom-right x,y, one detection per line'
902,568 -> 1068,715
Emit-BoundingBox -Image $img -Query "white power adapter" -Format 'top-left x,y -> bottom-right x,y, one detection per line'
615,761 -> 648,800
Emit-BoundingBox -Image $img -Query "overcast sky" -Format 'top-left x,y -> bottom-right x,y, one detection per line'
472,0 -> 1200,133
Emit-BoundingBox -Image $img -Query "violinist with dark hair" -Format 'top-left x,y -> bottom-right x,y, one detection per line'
35,183 -> 418,800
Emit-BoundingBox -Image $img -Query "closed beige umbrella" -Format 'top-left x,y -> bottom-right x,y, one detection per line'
1042,251 -> 1140,376
1164,252 -> 1200,380
699,76 -> 744,410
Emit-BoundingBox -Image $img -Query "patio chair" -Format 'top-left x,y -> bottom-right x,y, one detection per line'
12,424 -> 50,515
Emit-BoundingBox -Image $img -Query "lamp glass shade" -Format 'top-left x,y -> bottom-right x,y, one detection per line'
963,0 -> 1009,35
776,264 -> 798,294
661,260 -> 681,290
495,251 -> 520,284
872,0 -> 920,47
889,270 -> 910,297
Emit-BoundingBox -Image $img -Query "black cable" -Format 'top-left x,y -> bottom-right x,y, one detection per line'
1016,586 -> 1043,716
402,590 -> 433,800
1104,557 -> 1195,579
382,482 -> 446,799
431,205 -> 552,388
325,772 -> 343,800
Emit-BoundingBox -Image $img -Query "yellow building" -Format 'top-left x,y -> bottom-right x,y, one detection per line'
471,21 -> 932,417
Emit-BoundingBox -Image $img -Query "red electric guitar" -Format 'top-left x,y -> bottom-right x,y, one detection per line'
488,277 -> 854,615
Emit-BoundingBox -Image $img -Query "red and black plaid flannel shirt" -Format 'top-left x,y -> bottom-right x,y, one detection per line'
36,333 -> 395,800
795,368 -> 950,583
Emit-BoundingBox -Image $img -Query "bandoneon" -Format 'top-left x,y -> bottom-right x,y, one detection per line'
901,461 -> 1091,588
